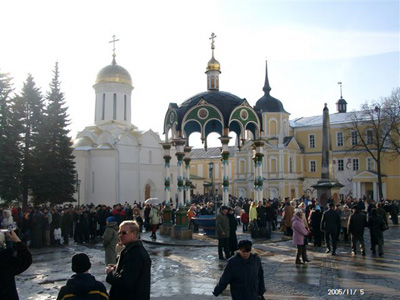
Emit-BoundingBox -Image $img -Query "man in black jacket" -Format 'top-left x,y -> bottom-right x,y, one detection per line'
320,203 -> 341,255
347,206 -> 367,256
213,239 -> 265,300
106,220 -> 151,300
0,230 -> 32,300
57,253 -> 108,300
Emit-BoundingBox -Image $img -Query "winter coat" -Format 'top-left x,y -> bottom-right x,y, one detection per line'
57,273 -> 109,300
103,222 -> 119,265
249,205 -> 257,222
213,253 -> 265,300
1,210 -> 14,229
106,240 -> 151,300
0,241 -> 32,300
347,211 -> 367,235
309,210 -> 322,231
228,213 -> 238,252
321,209 -> 341,233
292,214 -> 309,245
256,206 -> 267,227
216,212 -> 230,239
368,215 -> 385,246
282,205 -> 294,227
149,207 -> 160,225
240,212 -> 249,224
340,209 -> 351,228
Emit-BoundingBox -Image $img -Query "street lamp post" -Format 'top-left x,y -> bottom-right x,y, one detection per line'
76,175 -> 81,208
209,162 -> 217,218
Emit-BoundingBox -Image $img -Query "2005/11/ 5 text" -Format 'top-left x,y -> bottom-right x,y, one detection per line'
328,289 -> 365,296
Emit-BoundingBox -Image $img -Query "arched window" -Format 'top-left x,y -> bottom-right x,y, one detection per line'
113,93 -> 117,120
124,95 -> 127,121
102,94 -> 105,120
270,120 -> 277,136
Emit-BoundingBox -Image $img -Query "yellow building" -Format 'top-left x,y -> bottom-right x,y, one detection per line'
188,68 -> 399,202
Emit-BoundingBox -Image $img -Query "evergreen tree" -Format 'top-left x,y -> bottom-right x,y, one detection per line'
15,74 -> 44,209
0,71 -> 22,203
31,63 -> 76,205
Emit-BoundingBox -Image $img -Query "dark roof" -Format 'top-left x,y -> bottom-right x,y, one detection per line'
254,93 -> 289,113
179,90 -> 245,126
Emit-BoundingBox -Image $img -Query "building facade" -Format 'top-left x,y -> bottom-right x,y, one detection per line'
73,53 -> 176,207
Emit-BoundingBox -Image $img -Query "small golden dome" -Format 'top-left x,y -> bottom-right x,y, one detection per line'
95,58 -> 132,86
207,56 -> 221,71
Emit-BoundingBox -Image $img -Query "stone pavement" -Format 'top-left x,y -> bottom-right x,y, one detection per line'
17,223 -> 400,300
141,223 -> 400,300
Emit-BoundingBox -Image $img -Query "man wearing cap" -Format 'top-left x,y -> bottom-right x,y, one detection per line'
103,216 -> 119,265
106,220 -> 151,300
216,205 -> 230,260
213,239 -> 266,300
57,253 -> 108,300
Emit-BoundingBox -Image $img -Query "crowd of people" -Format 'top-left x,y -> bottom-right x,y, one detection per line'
0,194 -> 398,299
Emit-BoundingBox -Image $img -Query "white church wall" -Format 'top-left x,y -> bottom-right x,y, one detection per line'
89,150 -> 117,206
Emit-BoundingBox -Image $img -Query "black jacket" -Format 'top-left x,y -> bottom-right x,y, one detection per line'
0,241 -> 32,300
106,240 -> 151,300
213,253 -> 265,300
320,209 -> 341,233
348,211 -> 367,235
57,273 -> 109,300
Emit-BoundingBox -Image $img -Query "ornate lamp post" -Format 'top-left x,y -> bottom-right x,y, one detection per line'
209,162 -> 217,217
76,175 -> 81,207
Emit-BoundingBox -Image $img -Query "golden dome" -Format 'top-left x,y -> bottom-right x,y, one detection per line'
95,58 -> 132,86
207,56 -> 221,72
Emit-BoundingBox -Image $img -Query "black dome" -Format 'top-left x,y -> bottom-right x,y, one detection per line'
254,93 -> 288,113
179,90 -> 245,126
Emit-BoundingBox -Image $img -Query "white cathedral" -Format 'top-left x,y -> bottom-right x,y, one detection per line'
72,52 -> 171,207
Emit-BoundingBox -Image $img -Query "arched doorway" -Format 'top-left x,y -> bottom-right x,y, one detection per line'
145,184 -> 151,200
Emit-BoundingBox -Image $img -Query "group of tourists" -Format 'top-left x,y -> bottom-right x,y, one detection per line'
0,193 -> 398,300
284,196 -> 398,265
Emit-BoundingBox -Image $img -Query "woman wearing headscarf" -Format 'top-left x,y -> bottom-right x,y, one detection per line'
292,209 -> 310,264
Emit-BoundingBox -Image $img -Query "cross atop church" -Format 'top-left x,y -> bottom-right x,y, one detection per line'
109,35 -> 120,57
210,32 -> 217,50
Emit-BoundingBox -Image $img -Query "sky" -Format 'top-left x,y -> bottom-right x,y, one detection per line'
1,0 -> 399,148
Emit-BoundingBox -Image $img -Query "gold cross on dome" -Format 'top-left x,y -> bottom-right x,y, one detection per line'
210,32 -> 217,50
109,35 -> 120,56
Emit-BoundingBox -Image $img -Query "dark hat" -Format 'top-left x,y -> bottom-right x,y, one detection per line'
72,253 -> 91,274
238,239 -> 252,250
220,205 -> 229,211
106,216 -> 115,223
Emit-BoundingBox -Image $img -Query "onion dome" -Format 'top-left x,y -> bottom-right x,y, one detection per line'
207,56 -> 221,72
95,56 -> 132,86
254,61 -> 288,113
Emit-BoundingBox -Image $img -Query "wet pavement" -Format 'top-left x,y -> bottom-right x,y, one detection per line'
17,223 -> 400,300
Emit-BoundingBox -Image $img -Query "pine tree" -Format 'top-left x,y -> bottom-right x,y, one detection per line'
31,63 -> 76,205
0,71 -> 22,203
14,74 -> 44,209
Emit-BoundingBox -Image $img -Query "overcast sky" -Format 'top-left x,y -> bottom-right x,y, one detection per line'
1,0 -> 399,148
